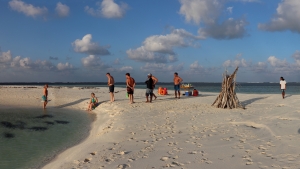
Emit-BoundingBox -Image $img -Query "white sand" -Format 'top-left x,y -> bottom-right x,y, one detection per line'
1,86 -> 300,169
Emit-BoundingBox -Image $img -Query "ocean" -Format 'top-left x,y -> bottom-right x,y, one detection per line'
1,82 -> 298,94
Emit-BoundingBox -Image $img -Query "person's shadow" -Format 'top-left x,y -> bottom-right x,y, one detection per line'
241,97 -> 268,107
55,98 -> 89,108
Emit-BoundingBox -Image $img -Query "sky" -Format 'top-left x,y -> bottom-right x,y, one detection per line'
0,0 -> 300,83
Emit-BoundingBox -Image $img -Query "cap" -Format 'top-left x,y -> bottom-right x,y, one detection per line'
148,73 -> 152,76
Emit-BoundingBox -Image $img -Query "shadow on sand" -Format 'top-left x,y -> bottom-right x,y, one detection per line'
55,98 -> 89,108
241,97 -> 268,107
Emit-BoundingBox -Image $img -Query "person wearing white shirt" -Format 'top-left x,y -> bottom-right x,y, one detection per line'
280,77 -> 286,99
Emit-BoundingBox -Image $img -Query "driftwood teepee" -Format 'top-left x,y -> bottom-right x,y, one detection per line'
212,67 -> 244,109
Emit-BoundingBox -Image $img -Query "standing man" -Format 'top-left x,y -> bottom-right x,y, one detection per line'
149,73 -> 158,100
42,84 -> 48,109
106,73 -> 115,102
280,77 -> 286,99
126,73 -> 135,104
173,72 -> 183,99
145,74 -> 154,103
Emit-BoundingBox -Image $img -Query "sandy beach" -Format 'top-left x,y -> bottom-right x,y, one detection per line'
1,86 -> 300,169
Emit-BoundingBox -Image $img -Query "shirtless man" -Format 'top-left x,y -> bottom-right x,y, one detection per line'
42,84 -> 48,109
126,73 -> 135,104
106,73 -> 115,102
149,73 -> 158,100
173,72 -> 183,99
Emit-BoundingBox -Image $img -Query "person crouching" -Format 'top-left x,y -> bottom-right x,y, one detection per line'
145,74 -> 154,103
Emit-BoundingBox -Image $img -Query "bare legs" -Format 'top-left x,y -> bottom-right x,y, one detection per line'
152,93 -> 157,100
146,94 -> 153,103
87,103 -> 96,111
175,91 -> 180,99
282,91 -> 285,99
110,92 -> 115,102
43,101 -> 47,109
129,94 -> 134,104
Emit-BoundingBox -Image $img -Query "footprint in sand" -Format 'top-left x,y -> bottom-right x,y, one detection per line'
160,157 -> 169,161
84,158 -> 92,163
118,164 -> 130,169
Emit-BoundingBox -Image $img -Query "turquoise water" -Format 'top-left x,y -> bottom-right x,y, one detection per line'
1,82 -> 299,94
0,108 -> 94,169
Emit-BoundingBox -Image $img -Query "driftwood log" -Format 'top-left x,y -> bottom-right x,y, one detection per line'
212,67 -> 244,109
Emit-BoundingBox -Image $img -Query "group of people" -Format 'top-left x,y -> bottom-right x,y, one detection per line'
41,74 -> 286,110
85,72 -> 183,110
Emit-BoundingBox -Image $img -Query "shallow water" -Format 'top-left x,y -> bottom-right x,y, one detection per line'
0,108 -> 94,169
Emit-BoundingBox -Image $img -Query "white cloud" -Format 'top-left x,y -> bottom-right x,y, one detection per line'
85,0 -> 128,19
267,56 -> 292,73
10,56 -> 21,67
292,50 -> 300,60
16,57 -> 56,70
223,58 -> 249,68
179,0 -> 249,40
0,51 -> 12,63
198,18 -> 248,39
9,0 -> 48,18
143,29 -> 201,54
267,56 -> 288,67
127,47 -> 168,63
223,56 -> 269,73
189,60 -> 216,74
57,62 -> 73,71
127,29 -> 200,63
72,34 -> 110,55
19,57 -> 31,69
258,0 -> 300,33
227,7 -> 233,14
119,66 -> 133,72
179,0 -> 223,25
114,58 -> 120,65
140,63 -> 184,73
55,2 -> 70,17
81,55 -> 111,70
250,62 -> 267,73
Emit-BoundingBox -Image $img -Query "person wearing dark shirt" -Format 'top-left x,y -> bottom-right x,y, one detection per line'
145,74 -> 154,103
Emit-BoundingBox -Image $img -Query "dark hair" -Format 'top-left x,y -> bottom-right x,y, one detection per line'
281,77 -> 285,80
126,73 -> 130,76
106,72 -> 110,75
174,72 -> 178,75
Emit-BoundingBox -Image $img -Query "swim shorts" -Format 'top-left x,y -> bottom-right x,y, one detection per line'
281,89 -> 285,92
109,85 -> 114,93
145,88 -> 153,96
42,95 -> 47,102
174,85 -> 180,91
127,87 -> 134,95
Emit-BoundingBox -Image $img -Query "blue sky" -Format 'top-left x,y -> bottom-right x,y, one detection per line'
0,0 -> 299,82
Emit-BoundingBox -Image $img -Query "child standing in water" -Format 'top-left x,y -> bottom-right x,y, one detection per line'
87,93 -> 98,111
42,84 -> 48,109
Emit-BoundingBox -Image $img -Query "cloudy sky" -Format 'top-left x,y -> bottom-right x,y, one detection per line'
0,0 -> 300,82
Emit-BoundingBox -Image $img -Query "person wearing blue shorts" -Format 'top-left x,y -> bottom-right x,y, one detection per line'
173,72 -> 183,99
